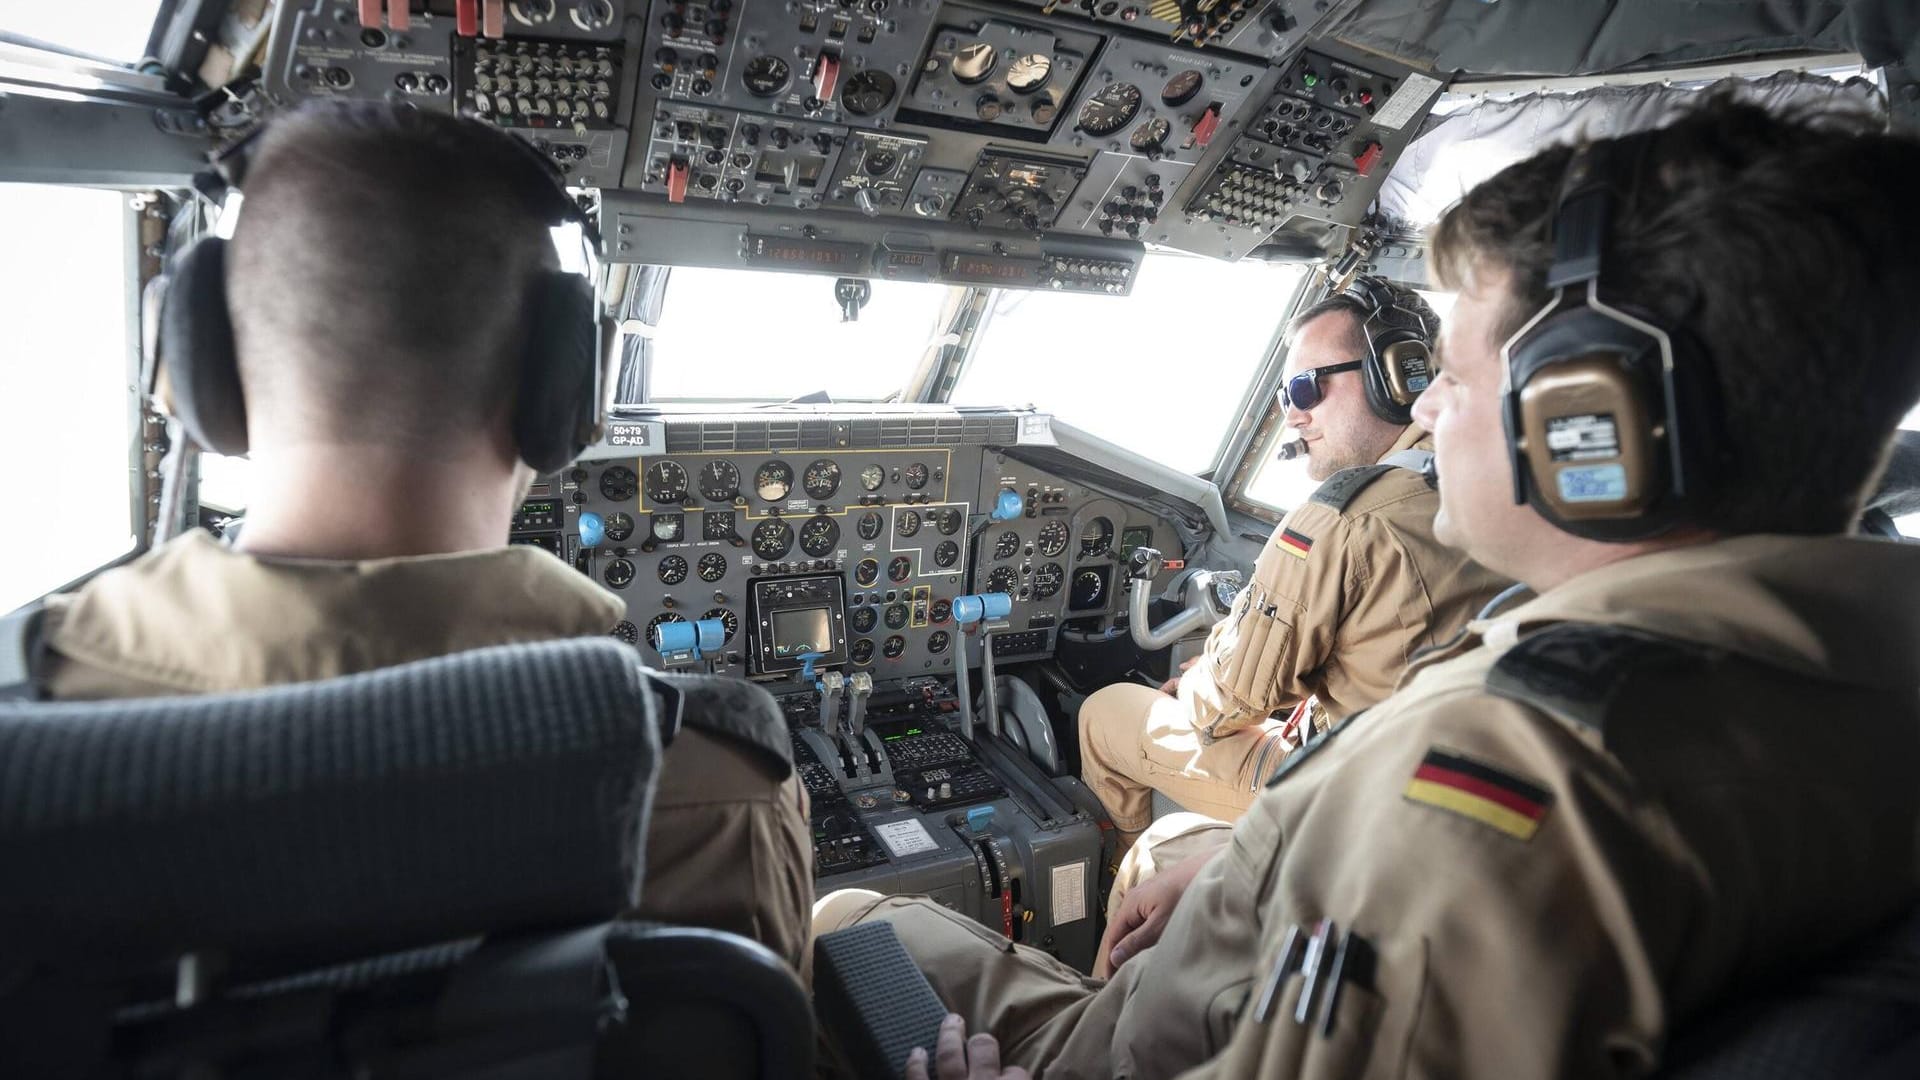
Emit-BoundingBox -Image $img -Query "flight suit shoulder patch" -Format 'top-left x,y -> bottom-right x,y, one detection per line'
1484,623 -> 1712,735
1403,746 -> 1554,841
1309,464 -> 1397,514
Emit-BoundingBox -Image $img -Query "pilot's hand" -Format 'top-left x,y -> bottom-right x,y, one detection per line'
1158,656 -> 1201,695
1094,846 -> 1219,978
906,1014 -> 1030,1080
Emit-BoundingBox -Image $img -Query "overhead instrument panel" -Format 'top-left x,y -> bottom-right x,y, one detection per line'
1002,0 -> 1313,59
638,0 -> 937,127
951,148 -> 1087,232
900,9 -> 1102,138
262,0 -> 642,188
1183,44 -> 1445,258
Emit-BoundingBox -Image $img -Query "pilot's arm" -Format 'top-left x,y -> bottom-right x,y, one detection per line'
1177,501 -> 1360,738
1175,692 -> 1679,1080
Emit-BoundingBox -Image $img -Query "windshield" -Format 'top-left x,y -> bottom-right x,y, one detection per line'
3,3 -> 163,64
952,252 -> 1306,475
644,267 -> 956,401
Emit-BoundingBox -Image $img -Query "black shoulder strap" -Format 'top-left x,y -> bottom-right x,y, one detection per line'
1309,464 -> 1397,513
0,601 -> 49,702
1485,623 -> 1710,734
648,670 -> 794,777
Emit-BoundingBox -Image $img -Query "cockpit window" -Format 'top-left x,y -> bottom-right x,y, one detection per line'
4,5 -> 163,64
644,267 -> 958,401
0,184 -> 136,610
1899,406 -> 1920,538
951,252 -> 1307,475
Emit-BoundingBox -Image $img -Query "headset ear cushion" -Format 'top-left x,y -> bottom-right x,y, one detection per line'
1361,335 -> 1418,425
514,271 -> 599,474
159,237 -> 250,456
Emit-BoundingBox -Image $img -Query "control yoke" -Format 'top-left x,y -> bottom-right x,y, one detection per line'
1126,546 -> 1243,652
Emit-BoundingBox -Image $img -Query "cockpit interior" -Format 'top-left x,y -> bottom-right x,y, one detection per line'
3,0 -> 1919,1076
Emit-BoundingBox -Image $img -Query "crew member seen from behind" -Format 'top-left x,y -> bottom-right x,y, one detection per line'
1076,278 -> 1505,868
827,97 -> 1920,1078
31,103 -> 813,975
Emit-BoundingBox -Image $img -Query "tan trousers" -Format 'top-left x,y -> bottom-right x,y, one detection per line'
1105,811 -> 1235,916
1078,681 -> 1298,851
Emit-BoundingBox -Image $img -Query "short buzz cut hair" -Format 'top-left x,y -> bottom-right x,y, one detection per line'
226,101 -> 572,449
1430,96 -> 1920,535
1288,279 -> 1439,359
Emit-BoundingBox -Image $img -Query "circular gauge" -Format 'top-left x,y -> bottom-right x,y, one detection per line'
645,612 -> 687,651
644,461 -> 688,504
1130,116 -> 1171,153
603,511 -> 635,543
896,510 -> 921,538
701,607 -> 739,644
851,639 -> 876,665
1006,53 -> 1052,93
754,460 -> 793,501
1033,561 -> 1064,599
994,530 -> 1021,559
1078,82 -> 1141,136
842,69 -> 897,116
864,148 -> 898,176
697,552 -> 729,582
604,558 -> 636,589
1036,520 -> 1070,557
1071,568 -> 1105,608
852,606 -> 878,633
859,463 -> 886,491
857,511 -> 884,541
903,463 -> 930,490
986,566 -> 1015,593
657,554 -> 688,584
930,598 -> 952,623
1080,516 -> 1114,557
951,41 -> 996,84
751,518 -> 793,560
854,558 -> 880,586
699,460 -> 740,502
651,514 -> 683,542
884,603 -> 909,630
599,465 -> 638,501
888,555 -> 913,583
934,540 -> 960,568
928,630 -> 951,655
882,635 -> 907,659
800,515 -> 840,557
611,620 -> 640,645
932,508 -> 962,535
803,459 -> 841,500
741,55 -> 790,97
1162,69 -> 1203,106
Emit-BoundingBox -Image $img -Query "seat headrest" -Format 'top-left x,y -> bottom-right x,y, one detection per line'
0,638 -> 665,987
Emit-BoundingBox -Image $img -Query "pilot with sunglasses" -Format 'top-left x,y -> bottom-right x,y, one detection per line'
1076,277 -> 1507,901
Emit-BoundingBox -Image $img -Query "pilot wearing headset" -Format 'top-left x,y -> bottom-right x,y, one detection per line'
20,104 -> 814,977
1077,276 -> 1506,863
827,98 -> 1920,1079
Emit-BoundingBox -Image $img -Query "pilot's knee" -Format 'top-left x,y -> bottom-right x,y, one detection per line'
812,888 -> 888,935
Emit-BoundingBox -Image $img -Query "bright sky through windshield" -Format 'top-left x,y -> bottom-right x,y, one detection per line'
0,2 -> 162,63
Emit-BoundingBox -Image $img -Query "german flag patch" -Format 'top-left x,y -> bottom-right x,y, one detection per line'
1278,528 -> 1313,560
1403,749 -> 1552,841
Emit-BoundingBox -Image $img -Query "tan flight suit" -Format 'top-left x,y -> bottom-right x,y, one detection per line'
1079,429 -> 1506,843
39,530 -> 814,979
821,534 -> 1920,1078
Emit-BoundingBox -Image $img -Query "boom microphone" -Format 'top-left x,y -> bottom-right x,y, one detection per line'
1276,439 -> 1306,461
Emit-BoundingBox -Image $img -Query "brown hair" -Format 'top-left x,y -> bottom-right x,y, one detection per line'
1431,96 -> 1920,534
1289,278 -> 1439,357
228,101 -> 570,447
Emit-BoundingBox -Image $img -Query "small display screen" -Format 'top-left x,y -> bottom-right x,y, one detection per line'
1119,526 -> 1154,561
770,606 -> 834,658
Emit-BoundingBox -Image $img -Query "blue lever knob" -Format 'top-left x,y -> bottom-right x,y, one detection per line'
655,620 -> 697,656
951,592 -> 1012,626
991,488 -> 1023,521
966,805 -> 996,833
578,511 -> 605,548
694,618 -> 726,653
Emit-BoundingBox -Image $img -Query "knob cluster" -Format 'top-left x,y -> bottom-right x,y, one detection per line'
1097,174 -> 1164,238
468,39 -> 618,127
1041,257 -> 1132,294
1192,163 -> 1295,228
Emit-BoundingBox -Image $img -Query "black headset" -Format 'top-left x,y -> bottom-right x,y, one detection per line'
1499,136 -> 1722,542
154,105 -> 613,475
1342,274 -> 1436,425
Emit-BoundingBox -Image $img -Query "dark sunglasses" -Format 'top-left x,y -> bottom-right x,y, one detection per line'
1280,360 -> 1364,412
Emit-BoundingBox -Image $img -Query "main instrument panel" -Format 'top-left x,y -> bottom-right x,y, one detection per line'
512,408 -> 1172,679
263,0 -> 1450,277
